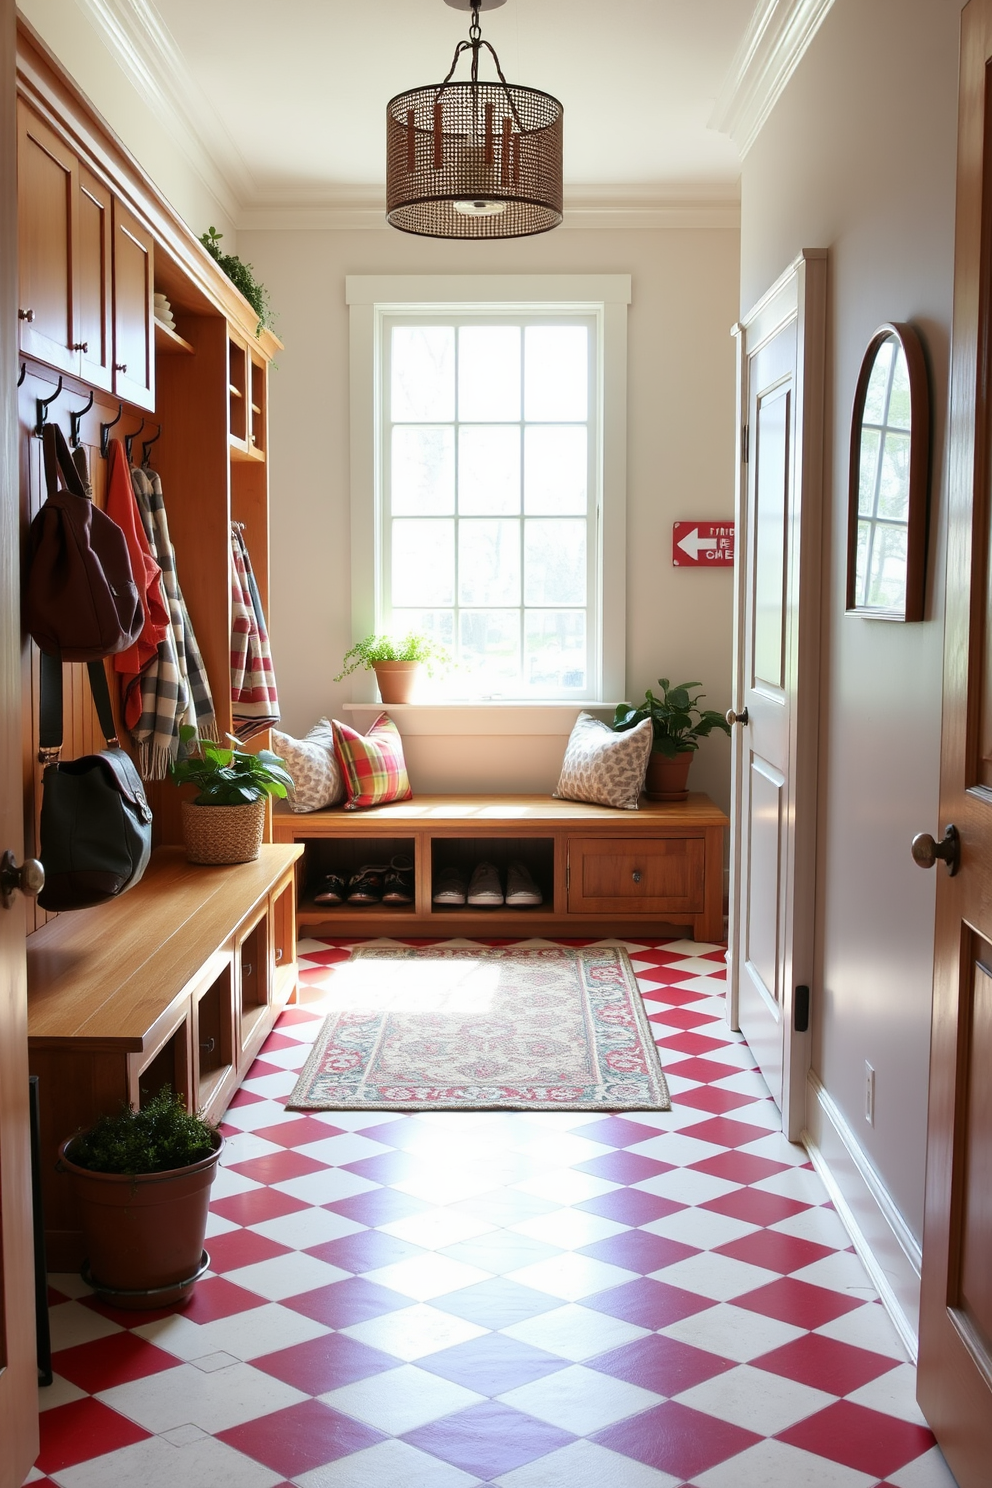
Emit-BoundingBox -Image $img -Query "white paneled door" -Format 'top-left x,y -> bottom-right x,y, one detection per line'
728,252 -> 826,1141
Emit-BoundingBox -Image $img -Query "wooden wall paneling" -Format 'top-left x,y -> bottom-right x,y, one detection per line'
231,458 -> 269,615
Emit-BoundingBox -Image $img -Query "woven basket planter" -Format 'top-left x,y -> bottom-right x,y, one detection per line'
181,798 -> 265,865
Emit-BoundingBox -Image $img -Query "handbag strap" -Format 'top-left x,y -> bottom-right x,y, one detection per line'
39,651 -> 122,762
42,423 -> 90,503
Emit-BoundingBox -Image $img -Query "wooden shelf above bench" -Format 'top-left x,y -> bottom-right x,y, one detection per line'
273,792 -> 728,943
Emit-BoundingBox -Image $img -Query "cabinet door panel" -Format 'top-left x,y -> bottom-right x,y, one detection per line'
75,167 -> 112,391
17,101 -> 76,374
568,836 -> 705,915
112,202 -> 154,411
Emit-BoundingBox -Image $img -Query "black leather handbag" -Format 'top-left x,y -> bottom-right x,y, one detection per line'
37,651 -> 153,912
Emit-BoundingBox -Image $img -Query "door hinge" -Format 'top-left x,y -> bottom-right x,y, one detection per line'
742,423 -> 749,464
794,985 -> 810,1033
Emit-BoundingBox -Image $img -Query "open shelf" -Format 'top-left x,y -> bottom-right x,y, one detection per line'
154,316 -> 194,355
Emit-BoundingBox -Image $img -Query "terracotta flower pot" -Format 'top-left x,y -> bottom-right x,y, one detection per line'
181,798 -> 265,864
373,660 -> 420,704
58,1132 -> 223,1308
644,750 -> 694,802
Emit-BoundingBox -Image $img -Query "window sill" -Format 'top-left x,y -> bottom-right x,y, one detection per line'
341,702 -> 616,736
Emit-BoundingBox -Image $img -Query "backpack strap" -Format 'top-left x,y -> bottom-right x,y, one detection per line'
39,651 -> 122,763
42,423 -> 90,503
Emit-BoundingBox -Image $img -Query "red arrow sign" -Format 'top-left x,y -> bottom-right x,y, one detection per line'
673,521 -> 735,567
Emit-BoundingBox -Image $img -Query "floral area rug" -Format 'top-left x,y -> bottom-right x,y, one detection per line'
286,944 -> 670,1112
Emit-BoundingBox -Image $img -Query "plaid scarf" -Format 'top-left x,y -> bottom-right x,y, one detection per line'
231,525 -> 280,739
130,465 -> 217,778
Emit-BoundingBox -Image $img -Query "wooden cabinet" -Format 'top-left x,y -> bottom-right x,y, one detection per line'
111,199 -> 154,409
75,164 -> 113,391
16,101 -> 76,374
273,793 -> 729,943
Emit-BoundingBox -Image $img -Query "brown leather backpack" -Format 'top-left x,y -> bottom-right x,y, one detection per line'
25,423 -> 143,662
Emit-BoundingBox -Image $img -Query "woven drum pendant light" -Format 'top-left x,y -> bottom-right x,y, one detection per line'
386,0 -> 563,239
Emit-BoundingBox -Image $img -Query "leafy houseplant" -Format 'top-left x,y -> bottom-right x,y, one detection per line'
335,632 -> 451,704
170,725 -> 294,864
613,678 -> 731,801
58,1088 -> 223,1308
200,227 -> 271,336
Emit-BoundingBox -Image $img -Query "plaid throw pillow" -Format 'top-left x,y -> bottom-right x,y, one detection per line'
331,712 -> 413,810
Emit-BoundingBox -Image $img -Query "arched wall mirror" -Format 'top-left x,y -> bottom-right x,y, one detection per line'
846,322 -> 930,621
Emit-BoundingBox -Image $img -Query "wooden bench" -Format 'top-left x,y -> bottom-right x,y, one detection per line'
27,844 -> 302,1268
273,792 -> 728,943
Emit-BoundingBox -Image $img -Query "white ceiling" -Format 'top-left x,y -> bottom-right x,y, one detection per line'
146,0 -> 757,205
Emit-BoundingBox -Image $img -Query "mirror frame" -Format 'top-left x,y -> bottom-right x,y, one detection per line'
846,321 -> 930,621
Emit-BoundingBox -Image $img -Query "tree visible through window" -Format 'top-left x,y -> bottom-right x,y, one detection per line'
383,316 -> 598,698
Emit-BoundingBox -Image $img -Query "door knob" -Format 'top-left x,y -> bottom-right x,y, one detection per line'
911,824 -> 960,876
726,707 -> 749,726
1,850 -> 45,909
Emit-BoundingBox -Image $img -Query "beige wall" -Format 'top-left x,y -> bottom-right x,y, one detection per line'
741,0 -> 961,1265
18,0 -> 235,240
240,223 -> 740,807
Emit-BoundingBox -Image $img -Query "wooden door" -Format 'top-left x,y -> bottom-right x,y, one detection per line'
916,3 -> 992,1477
112,200 -> 154,411
75,165 -> 112,393
1,2 -> 41,1481
728,252 -> 826,1141
16,99 -> 77,376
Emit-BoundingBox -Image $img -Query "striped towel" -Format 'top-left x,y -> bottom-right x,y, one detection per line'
231,526 -> 280,739
130,464 -> 217,778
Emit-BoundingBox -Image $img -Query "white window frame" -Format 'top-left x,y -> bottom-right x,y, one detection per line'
347,274 -> 630,706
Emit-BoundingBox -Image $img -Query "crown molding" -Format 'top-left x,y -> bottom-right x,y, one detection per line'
238,188 -> 741,234
710,0 -> 836,157
74,0 -> 254,221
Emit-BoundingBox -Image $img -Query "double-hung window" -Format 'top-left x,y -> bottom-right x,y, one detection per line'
347,276 -> 630,703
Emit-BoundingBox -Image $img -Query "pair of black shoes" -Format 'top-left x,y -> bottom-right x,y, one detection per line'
313,855 -> 414,907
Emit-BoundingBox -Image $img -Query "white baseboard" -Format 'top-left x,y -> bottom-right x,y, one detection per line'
803,1071 -> 922,1361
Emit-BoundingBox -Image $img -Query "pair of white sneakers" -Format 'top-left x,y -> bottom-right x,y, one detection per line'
433,860 -> 543,908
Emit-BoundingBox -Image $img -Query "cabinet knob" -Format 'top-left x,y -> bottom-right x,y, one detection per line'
114,362 -> 127,373
242,961 -> 253,979
18,307 -> 35,323
73,341 -> 89,352
632,870 -> 642,884
726,707 -> 749,726
200,1037 -> 216,1055
275,947 -> 284,962
911,824 -> 960,876
0,850 -> 45,909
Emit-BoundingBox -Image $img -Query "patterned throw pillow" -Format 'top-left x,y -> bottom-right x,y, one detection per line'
272,719 -> 345,813
554,710 -> 653,810
332,712 -> 413,810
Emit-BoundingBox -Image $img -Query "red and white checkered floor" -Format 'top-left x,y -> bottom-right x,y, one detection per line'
27,937 -> 956,1488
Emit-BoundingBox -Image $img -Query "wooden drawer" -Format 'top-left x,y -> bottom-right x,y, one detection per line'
568,836 -> 705,915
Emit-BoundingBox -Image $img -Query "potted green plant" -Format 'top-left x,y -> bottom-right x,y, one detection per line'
613,678 -> 731,801
199,227 -> 272,336
334,631 -> 450,704
170,725 -> 294,864
57,1087 -> 222,1309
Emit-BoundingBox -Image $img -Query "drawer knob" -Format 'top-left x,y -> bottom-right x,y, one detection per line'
632,870 -> 642,884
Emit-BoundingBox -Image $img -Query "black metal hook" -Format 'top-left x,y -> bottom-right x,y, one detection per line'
35,377 -> 65,438
124,417 -> 145,465
141,422 -> 162,466
100,403 -> 124,459
69,389 -> 95,449
17,362 -> 26,388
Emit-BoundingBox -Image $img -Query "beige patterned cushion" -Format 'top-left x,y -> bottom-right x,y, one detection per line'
272,719 -> 345,813
553,711 -> 653,810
